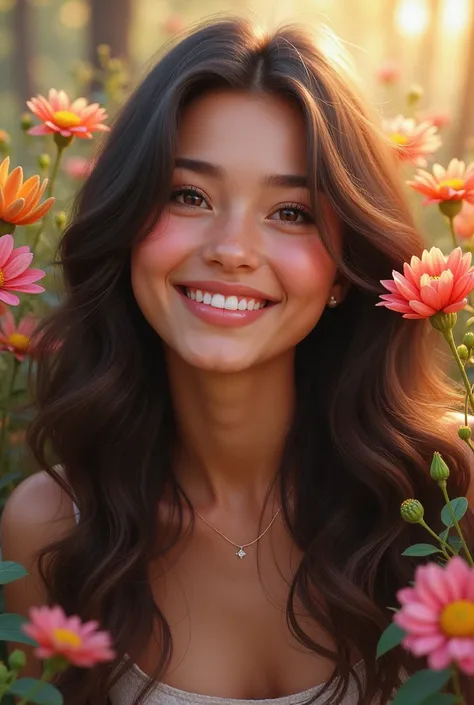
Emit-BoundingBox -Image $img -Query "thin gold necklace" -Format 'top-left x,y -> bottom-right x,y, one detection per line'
194,495 -> 288,560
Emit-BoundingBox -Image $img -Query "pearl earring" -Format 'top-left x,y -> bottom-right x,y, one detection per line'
328,295 -> 338,308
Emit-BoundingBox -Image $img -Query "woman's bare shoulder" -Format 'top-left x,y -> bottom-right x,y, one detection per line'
1,467 -> 76,578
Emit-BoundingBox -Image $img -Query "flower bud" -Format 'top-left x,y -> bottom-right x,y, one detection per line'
0,662 -> 8,684
430,452 -> 450,482
457,344 -> 469,361
407,84 -> 423,106
0,130 -> 11,155
54,211 -> 67,230
38,154 -> 51,171
458,425 -> 472,441
400,498 -> 424,523
430,312 -> 457,332
20,112 -> 33,131
463,331 -> 474,349
439,201 -> 463,219
8,649 -> 26,672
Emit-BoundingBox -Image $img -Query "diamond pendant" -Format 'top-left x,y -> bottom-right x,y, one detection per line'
236,547 -> 246,559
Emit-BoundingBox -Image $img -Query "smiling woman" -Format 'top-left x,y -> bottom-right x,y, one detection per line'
2,15 -> 473,705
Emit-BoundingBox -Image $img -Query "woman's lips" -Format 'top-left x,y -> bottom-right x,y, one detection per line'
176,286 -> 275,328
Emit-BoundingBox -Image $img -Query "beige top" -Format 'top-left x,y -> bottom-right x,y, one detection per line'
108,658 -> 366,704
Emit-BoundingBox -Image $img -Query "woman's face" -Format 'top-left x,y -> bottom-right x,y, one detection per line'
131,90 -> 343,373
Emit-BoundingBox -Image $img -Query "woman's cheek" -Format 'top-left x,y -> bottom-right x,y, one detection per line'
134,213 -> 203,273
269,234 -> 337,301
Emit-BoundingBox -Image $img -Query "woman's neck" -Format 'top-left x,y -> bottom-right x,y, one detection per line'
165,348 -> 295,510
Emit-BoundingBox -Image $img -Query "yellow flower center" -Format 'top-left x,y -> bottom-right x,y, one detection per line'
438,178 -> 465,191
8,334 -> 29,352
0,270 -> 4,287
52,628 -> 82,648
52,111 -> 82,129
440,600 -> 474,637
390,133 -> 409,146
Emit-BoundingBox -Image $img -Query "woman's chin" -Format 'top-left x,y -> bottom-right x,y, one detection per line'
171,343 -> 262,374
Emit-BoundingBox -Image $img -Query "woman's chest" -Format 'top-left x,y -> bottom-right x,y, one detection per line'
134,526 -> 339,700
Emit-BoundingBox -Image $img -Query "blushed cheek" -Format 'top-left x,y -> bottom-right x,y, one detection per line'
270,236 -> 337,304
131,214 -> 198,279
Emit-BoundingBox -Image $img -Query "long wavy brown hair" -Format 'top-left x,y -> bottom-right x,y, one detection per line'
28,17 -> 472,705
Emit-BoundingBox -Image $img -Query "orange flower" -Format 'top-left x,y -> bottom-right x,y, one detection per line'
407,159 -> 474,205
377,247 -> 474,319
27,89 -> 110,140
383,115 -> 441,167
0,157 -> 54,229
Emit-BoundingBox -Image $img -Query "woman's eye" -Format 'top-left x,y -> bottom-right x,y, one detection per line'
171,188 -> 209,209
270,205 -> 313,224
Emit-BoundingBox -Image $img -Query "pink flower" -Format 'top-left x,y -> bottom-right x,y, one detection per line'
63,155 -> 95,180
22,605 -> 116,667
455,202 -> 474,240
421,109 -> 452,130
394,557 -> 474,674
27,89 -> 110,140
377,246 -> 474,319
383,115 -> 441,167
0,310 -> 36,361
376,60 -> 401,85
0,234 -> 45,306
408,159 -> 474,205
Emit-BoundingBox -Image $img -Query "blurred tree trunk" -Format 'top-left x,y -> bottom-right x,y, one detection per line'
452,12 -> 474,157
88,0 -> 132,95
13,0 -> 33,104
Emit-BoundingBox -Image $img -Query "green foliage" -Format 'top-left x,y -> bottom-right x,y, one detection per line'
441,497 -> 468,527
391,669 -> 452,705
376,622 -> 406,659
402,544 -> 442,557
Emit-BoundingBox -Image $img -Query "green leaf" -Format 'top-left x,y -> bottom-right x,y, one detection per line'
0,470 -> 21,491
9,678 -> 63,704
392,669 -> 452,705
0,561 -> 28,585
420,695 -> 458,705
447,536 -> 463,553
402,544 -> 442,557
0,614 -> 37,646
376,622 -> 406,659
439,527 -> 450,542
441,497 -> 468,527
466,316 -> 474,327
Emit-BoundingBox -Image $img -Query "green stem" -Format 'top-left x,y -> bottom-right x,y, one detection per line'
16,664 -> 54,705
419,518 -> 455,559
444,328 -> 474,415
448,216 -> 458,248
451,665 -> 465,704
31,144 -> 64,254
0,357 -> 20,472
439,481 -> 474,566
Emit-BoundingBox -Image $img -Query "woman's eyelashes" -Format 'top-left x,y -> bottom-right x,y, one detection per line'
170,186 -> 314,225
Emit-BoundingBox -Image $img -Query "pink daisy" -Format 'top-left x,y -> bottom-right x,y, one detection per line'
377,246 -> 474,319
395,557 -> 474,674
22,605 -> 116,668
0,234 -> 45,306
0,310 -> 37,361
27,89 -> 110,140
383,115 -> 441,167
455,202 -> 474,240
407,159 -> 474,205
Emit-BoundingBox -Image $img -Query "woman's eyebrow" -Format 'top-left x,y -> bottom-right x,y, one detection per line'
174,157 -> 308,188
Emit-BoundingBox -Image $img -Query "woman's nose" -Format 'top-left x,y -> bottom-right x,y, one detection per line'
202,214 -> 262,272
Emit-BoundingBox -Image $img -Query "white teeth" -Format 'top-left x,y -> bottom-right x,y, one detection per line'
211,293 -> 225,308
184,288 -> 267,311
224,296 -> 238,310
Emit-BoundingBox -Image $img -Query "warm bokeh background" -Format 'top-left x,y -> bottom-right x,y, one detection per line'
0,0 -> 473,156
